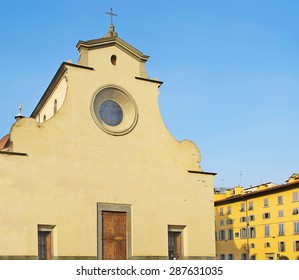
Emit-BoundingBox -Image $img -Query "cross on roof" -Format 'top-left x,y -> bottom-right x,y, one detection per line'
106,8 -> 118,25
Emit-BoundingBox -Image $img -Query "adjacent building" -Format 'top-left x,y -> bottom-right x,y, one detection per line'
0,22 -> 216,260
214,173 -> 299,260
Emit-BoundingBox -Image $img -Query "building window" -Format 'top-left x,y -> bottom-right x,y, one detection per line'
278,242 -> 286,252
278,223 -> 285,236
250,255 -> 256,260
240,216 -> 246,223
220,254 -> 226,260
248,201 -> 254,210
250,243 -> 255,248
278,195 -> 283,205
294,222 -> 299,234
54,99 -> 57,114
278,210 -> 284,217
249,227 -> 256,238
220,219 -> 224,226
293,208 -> 299,215
228,229 -> 234,240
263,213 -> 271,219
240,228 -> 248,239
111,54 -> 117,65
227,206 -> 232,215
227,253 -> 234,260
264,198 -> 269,207
219,207 -> 224,216
43,115 -> 46,122
265,242 -> 271,248
38,225 -> 55,260
294,241 -> 299,252
99,100 -> 123,126
241,253 -> 248,260
264,225 -> 270,237
249,215 -> 255,221
293,192 -> 298,202
240,203 -> 245,212
219,230 -> 226,241
226,218 -> 233,225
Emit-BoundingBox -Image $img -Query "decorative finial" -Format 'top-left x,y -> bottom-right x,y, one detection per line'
106,8 -> 118,25
19,104 -> 22,115
15,103 -> 25,121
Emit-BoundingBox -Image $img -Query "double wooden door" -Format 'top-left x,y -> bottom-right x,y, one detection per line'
102,211 -> 126,260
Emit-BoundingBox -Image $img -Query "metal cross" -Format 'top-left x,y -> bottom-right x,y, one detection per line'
106,8 -> 118,25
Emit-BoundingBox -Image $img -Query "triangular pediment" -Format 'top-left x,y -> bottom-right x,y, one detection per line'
76,36 -> 149,63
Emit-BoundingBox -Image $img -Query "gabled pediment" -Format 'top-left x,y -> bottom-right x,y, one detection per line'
76,35 -> 149,63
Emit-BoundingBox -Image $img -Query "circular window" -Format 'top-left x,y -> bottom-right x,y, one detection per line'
91,86 -> 138,136
99,100 -> 123,126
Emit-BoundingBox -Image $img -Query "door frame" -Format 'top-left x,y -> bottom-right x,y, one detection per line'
97,203 -> 132,260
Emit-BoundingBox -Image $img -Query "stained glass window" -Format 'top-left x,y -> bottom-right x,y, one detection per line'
99,100 -> 123,126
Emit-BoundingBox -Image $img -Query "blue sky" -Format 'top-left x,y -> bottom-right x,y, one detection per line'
0,0 -> 298,188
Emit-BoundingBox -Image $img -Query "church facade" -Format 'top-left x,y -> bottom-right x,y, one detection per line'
0,23 -> 216,260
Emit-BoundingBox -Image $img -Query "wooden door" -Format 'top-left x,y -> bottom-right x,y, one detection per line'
168,231 -> 182,260
38,231 -> 51,260
102,211 -> 126,260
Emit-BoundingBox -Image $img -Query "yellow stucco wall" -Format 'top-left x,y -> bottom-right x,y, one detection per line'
215,182 -> 299,260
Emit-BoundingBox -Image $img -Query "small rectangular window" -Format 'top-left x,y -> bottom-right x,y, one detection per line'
264,225 -> 270,237
278,195 -> 283,205
248,201 -> 254,210
263,213 -> 271,219
264,198 -> 269,207
240,216 -> 246,223
240,228 -> 248,239
294,222 -> 299,234
278,210 -> 284,217
249,227 -> 256,238
241,253 -> 248,260
227,253 -> 234,260
294,241 -> 299,252
240,203 -> 245,212
219,230 -> 226,241
278,223 -> 285,236
227,206 -> 232,215
228,229 -> 234,240
278,242 -> 286,252
265,242 -> 271,248
249,215 -> 255,221
220,219 -> 224,226
219,207 -> 224,216
220,254 -> 226,260
293,208 -> 299,215
293,192 -> 299,202
226,218 -> 233,225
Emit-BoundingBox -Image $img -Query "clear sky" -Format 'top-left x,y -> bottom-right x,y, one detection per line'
0,0 -> 298,189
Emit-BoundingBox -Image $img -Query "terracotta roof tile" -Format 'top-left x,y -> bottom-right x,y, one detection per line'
0,134 -> 10,150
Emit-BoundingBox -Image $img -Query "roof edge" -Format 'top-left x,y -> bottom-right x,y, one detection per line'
30,62 -> 94,119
